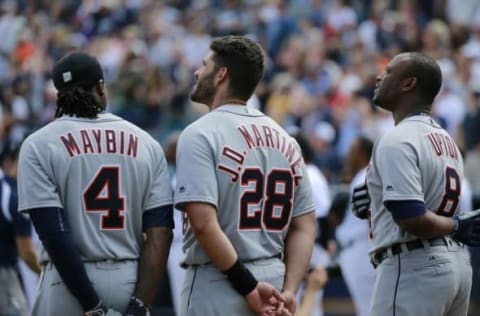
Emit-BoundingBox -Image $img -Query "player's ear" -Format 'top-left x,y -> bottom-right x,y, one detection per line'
215,66 -> 228,85
402,77 -> 417,92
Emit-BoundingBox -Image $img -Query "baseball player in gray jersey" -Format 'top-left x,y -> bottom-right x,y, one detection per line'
336,137 -> 375,316
174,36 -> 316,316
352,52 -> 480,315
17,52 -> 174,316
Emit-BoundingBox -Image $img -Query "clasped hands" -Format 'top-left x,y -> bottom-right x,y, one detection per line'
246,282 -> 295,316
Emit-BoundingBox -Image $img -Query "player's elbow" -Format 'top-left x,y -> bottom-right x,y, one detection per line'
144,226 -> 173,250
185,202 -> 218,237
189,217 -> 215,238
395,215 -> 438,239
387,200 -> 438,238
289,211 -> 316,239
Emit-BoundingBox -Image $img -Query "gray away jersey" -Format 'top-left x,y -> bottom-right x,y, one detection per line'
17,113 -> 173,262
367,114 -> 464,254
174,105 -> 315,265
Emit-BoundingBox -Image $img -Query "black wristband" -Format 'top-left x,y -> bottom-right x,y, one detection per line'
222,259 -> 258,296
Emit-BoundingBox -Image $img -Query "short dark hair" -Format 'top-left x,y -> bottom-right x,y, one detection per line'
210,36 -> 264,101
402,52 -> 442,104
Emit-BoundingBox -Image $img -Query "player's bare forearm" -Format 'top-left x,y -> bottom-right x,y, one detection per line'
16,236 -> 41,274
283,211 -> 316,293
395,211 -> 455,239
185,202 -> 238,270
295,287 -> 317,316
133,226 -> 173,305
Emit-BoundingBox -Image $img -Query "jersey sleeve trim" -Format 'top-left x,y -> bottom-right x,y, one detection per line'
383,195 -> 424,202
143,199 -> 174,212
174,196 -> 218,211
292,207 -> 315,218
384,199 -> 426,220
19,202 -> 63,212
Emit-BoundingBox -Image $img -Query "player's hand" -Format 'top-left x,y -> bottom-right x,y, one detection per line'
352,183 -> 370,219
84,302 -> 122,316
125,296 -> 151,316
104,309 -> 123,316
84,301 -> 105,316
274,290 -> 296,316
306,266 -> 328,290
246,281 -> 285,316
452,209 -> 480,246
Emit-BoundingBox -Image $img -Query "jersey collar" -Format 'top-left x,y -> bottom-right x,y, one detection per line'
57,112 -> 120,121
213,104 -> 264,117
405,111 -> 431,118
402,112 -> 440,127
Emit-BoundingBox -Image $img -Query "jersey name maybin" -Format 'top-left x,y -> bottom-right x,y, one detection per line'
59,129 -> 139,158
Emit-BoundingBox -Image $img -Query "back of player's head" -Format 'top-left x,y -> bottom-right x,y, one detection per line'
52,52 -> 105,118
210,36 -> 264,101
402,52 -> 442,105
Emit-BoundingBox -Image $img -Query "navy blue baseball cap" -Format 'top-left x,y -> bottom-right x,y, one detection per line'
52,52 -> 104,91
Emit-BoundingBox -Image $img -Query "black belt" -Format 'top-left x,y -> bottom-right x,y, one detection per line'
181,253 -> 283,269
371,237 -> 449,268
41,258 -> 137,268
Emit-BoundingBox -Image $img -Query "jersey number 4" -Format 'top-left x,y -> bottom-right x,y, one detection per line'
239,168 -> 293,231
83,166 -> 126,230
437,166 -> 461,217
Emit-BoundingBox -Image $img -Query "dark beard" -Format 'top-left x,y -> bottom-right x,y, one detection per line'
190,71 -> 215,106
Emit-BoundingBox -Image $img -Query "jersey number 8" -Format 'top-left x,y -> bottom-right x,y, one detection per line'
437,166 -> 461,217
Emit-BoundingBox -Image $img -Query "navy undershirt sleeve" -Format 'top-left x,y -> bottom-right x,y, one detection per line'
29,207 -> 100,311
143,204 -> 174,230
384,200 -> 426,220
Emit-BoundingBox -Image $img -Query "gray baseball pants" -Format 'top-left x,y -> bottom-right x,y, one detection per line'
371,238 -> 472,316
180,257 -> 285,316
31,260 -> 137,316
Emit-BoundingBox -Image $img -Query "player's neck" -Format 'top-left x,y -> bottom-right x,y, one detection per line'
211,97 -> 246,110
209,86 -> 246,109
394,108 -> 431,125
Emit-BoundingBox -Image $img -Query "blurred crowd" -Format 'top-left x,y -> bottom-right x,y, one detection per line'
1,0 -> 480,314
0,0 -> 480,185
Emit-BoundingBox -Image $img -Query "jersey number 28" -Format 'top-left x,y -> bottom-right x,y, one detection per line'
83,166 -> 126,230
239,168 -> 293,231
